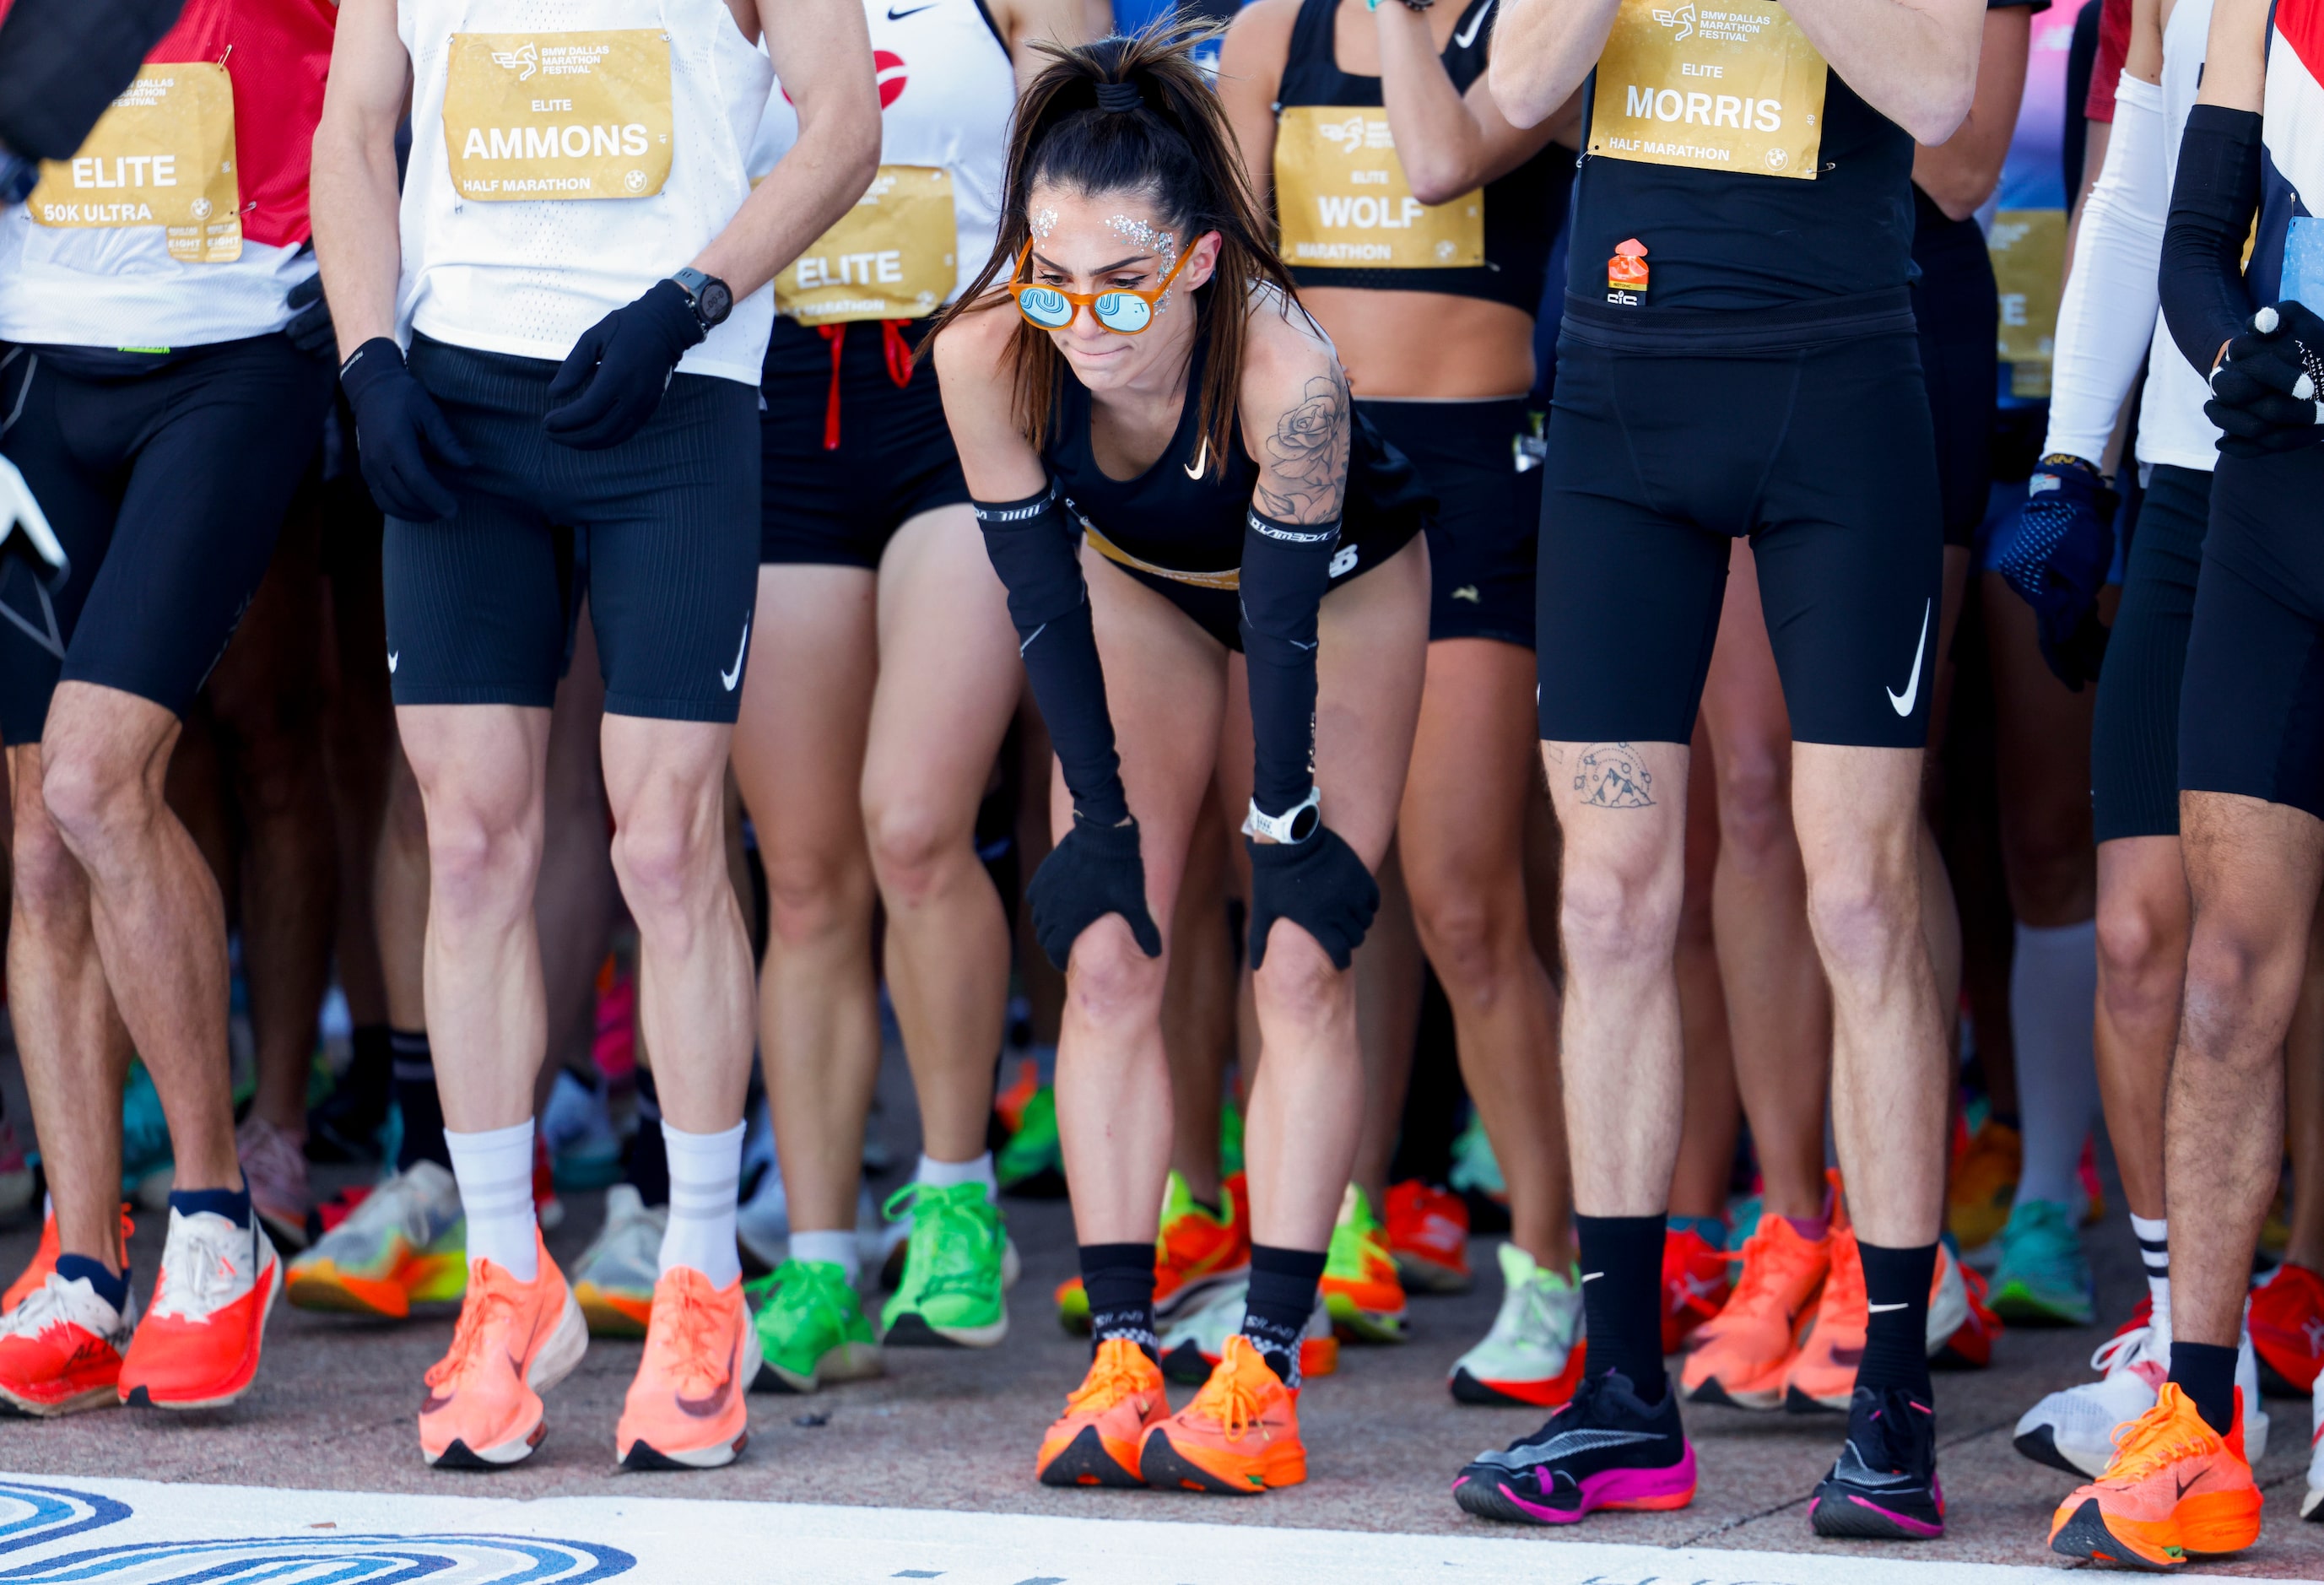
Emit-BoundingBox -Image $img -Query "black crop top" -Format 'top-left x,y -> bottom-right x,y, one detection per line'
1273,0 -> 1560,313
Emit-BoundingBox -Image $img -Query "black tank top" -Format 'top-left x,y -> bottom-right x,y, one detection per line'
1274,0 -> 1558,313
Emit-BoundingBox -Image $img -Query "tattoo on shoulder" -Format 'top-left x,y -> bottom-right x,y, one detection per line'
1571,743 -> 1654,809
1251,367 -> 1350,525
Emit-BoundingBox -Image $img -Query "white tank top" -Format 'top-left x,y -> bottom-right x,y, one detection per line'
396,0 -> 776,383
749,0 -> 1013,317
0,223 -> 312,350
2135,0 -> 2221,473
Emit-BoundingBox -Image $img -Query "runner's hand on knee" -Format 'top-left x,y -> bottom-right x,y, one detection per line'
1028,814 -> 1163,971
1246,825 -> 1378,972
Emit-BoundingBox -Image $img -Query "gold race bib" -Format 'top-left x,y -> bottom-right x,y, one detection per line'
27,63 -> 241,262
776,165 -> 958,322
1588,0 -> 1828,181
1988,208 -> 2066,398
443,30 -> 673,201
1273,105 -> 1483,270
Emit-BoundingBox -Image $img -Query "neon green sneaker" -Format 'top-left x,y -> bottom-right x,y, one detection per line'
746,1259 -> 882,1393
996,1085 -> 1064,1195
1322,1185 -> 1408,1343
1990,1199 -> 2096,1326
1219,1098 -> 1246,1179
881,1182 -> 1013,1348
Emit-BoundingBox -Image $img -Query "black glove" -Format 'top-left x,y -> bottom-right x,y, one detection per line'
284,273 -> 333,358
338,338 -> 470,522
1247,825 -> 1379,972
542,279 -> 704,451
1026,815 -> 1162,972
2207,301 -> 2324,457
1990,454 -> 2119,690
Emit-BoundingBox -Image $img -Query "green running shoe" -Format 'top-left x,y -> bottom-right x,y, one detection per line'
1219,1098 -> 1246,1179
996,1085 -> 1064,1196
1989,1198 -> 2095,1326
1322,1184 -> 1408,1343
881,1182 -> 1013,1347
747,1259 -> 882,1393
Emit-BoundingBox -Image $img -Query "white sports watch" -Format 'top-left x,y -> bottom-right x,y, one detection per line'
1244,788 -> 1322,845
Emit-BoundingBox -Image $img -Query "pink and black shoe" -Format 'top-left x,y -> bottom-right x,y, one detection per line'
1808,1386 -> 1944,1539
1451,1369 -> 1697,1525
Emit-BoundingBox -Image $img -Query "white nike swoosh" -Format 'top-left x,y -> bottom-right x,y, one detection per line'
720,621 -> 750,691
1454,0 -> 1494,49
1580,1271 -> 1601,1283
1867,1301 -> 1909,1314
386,651 -> 398,674
1885,598 -> 1931,717
1185,438 -> 1208,481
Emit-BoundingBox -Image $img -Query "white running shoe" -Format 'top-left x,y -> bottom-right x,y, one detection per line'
2239,1321 -> 2273,1463
1448,1242 -> 1587,1408
2013,1316 -> 2271,1475
1927,1241 -> 1971,1352
2303,1367 -> 2323,1521
1155,1279 -> 1334,1386
737,1160 -> 789,1271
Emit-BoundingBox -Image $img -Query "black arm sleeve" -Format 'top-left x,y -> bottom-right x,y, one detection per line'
2160,104 -> 2263,381
973,485 -> 1130,828
0,0 -> 184,161
1239,507 -> 1338,819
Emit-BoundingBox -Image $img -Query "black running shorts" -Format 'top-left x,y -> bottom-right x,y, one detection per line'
384,335 -> 759,724
759,316 -> 967,568
0,336 -> 332,746
1360,398 -> 1541,649
2178,445 -> 2324,823
2092,464 -> 2211,842
1911,211 -> 2000,549
1536,328 -> 1945,749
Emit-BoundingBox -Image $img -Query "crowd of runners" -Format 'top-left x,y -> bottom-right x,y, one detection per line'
0,0 -> 2321,1567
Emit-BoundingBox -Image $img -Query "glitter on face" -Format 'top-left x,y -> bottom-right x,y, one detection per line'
1030,208 -> 1058,242
1105,213 -> 1180,314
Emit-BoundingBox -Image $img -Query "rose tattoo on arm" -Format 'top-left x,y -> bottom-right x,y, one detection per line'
1253,367 -> 1351,525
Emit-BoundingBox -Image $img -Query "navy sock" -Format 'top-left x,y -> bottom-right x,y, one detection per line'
1241,1243 -> 1326,1386
54,1253 -> 128,1313
170,1182 -> 251,1228
1576,1213 -> 1667,1401
1079,1242 -> 1158,1360
1857,1240 -> 1937,1401
625,1068 -> 669,1209
2169,1340 -> 2240,1437
392,1028 -> 449,1172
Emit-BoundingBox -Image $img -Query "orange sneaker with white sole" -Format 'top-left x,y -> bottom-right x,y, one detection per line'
117,1207 -> 280,1409
5,1206 -> 133,1316
1036,1337 -> 1170,1487
1138,1333 -> 1305,1495
614,1266 -> 759,1470
1386,1180 -> 1472,1294
0,1270 -> 134,1416
1680,1214 -> 1829,1410
419,1241 -> 588,1468
2049,1383 -> 2262,1570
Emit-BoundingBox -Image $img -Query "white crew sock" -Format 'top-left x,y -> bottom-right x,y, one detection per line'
917,1152 -> 997,1197
2131,1212 -> 2171,1337
2008,919 -> 2102,1210
789,1229 -> 859,1281
660,1121 -> 744,1289
445,1121 -> 538,1281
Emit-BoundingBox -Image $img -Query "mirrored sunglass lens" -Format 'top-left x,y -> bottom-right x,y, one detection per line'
1094,294 -> 1152,333
1019,288 -> 1074,327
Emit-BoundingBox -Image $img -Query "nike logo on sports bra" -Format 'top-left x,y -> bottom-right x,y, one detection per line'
1453,0 -> 1494,51
1886,598 -> 1930,718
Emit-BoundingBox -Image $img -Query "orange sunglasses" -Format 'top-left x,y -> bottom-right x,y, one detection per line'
1004,238 -> 1193,335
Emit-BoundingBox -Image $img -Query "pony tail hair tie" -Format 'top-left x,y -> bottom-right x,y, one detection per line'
1094,81 -> 1143,112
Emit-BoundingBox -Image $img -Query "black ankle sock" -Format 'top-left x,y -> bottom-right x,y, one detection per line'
1856,1240 -> 1937,1401
391,1028 -> 449,1173
1079,1242 -> 1158,1359
625,1069 -> 669,1209
54,1253 -> 129,1313
1241,1243 -> 1326,1386
1575,1213 -> 1667,1401
2169,1340 -> 2240,1436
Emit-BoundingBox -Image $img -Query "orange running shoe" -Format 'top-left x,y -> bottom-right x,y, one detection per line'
1680,1213 -> 1829,1409
3,1205 -> 134,1316
117,1206 -> 280,1409
1947,1118 -> 2020,1255
0,1269 -> 134,1416
614,1266 -> 759,1469
1386,1180 -> 1472,1295
1036,1337 -> 1170,1487
1322,1185 -> 1407,1343
1138,1333 -> 1305,1494
1662,1223 -> 1730,1355
1784,1223 -> 1867,1413
1056,1171 -> 1249,1332
2049,1383 -> 2262,1569
418,1241 -> 588,1468
2249,1261 -> 2324,1395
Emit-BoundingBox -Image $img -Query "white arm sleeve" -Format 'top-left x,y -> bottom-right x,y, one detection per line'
2041,73 -> 2168,464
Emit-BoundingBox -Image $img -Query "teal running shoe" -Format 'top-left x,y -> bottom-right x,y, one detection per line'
120,1061 -> 174,1209
1448,1112 -> 1505,1202
880,1182 -> 1012,1348
747,1259 -> 882,1393
1989,1198 -> 2095,1326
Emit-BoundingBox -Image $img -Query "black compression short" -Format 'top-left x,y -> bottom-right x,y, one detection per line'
759,316 -> 967,569
1359,398 -> 1541,648
383,334 -> 759,724
1911,199 -> 2000,549
0,335 -> 332,745
1535,329 -> 1944,749
2179,444 -> 2324,822
1105,517 -> 1409,652
2092,464 -> 2211,842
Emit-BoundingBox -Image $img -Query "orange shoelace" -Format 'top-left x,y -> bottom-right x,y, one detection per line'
425,1279 -> 517,1389
2102,1388 -> 2222,1483
1065,1340 -> 1153,1415
1187,1353 -> 1274,1442
648,1279 -> 733,1396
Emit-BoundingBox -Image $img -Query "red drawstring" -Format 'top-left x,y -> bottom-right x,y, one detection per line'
818,319 -> 919,452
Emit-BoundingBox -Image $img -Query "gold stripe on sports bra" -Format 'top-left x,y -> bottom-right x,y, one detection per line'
1083,523 -> 1240,591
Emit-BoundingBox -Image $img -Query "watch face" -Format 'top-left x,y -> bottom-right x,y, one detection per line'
700,279 -> 734,327
1288,803 -> 1322,843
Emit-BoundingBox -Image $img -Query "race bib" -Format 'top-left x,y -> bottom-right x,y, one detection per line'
26,63 -> 241,262
1587,0 -> 1827,181
1989,208 -> 2065,398
1273,105 -> 1484,270
776,165 -> 958,322
443,30 -> 673,201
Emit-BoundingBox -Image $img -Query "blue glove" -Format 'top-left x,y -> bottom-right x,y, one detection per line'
542,279 -> 704,451
2207,301 -> 2324,457
284,273 -> 333,358
1992,453 -> 2118,690
1247,825 -> 1379,972
338,338 -> 471,523
1027,814 -> 1163,972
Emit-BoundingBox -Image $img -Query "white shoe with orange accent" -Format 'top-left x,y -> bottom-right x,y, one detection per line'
117,1208 -> 278,1409
0,1270 -> 135,1416
615,1267 -> 759,1470
419,1241 -> 589,1468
